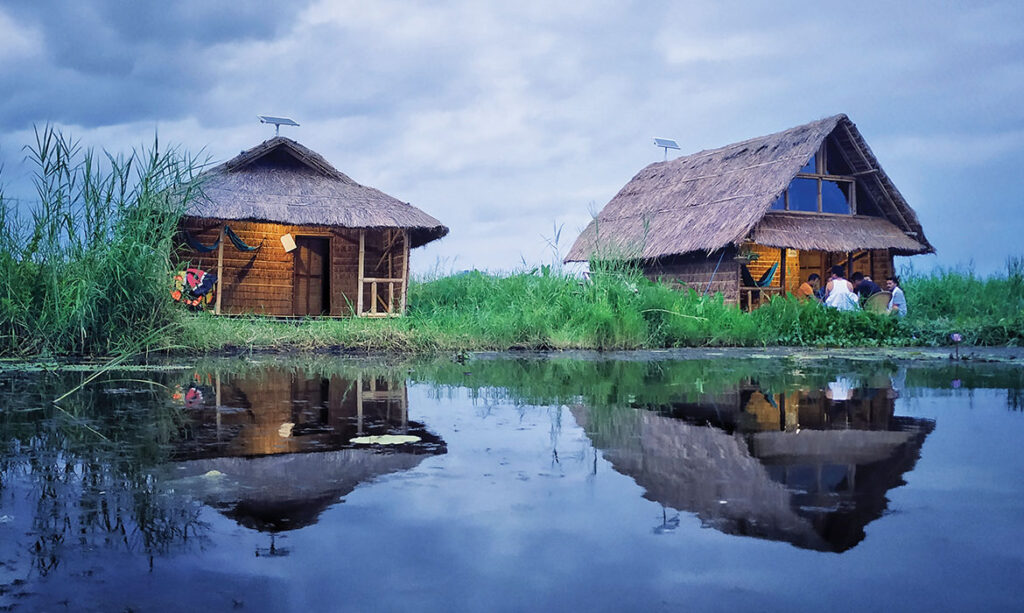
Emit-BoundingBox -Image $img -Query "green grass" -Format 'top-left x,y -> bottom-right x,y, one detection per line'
173,259 -> 1024,354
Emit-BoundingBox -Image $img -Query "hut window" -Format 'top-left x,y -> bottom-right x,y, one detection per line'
789,178 -> 818,212
772,141 -> 856,214
822,180 -> 852,214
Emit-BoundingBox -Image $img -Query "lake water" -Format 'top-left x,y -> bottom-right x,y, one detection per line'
1,354 -> 1022,612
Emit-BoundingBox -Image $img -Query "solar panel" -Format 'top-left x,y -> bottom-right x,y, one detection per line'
258,116 -> 300,127
653,138 -> 680,150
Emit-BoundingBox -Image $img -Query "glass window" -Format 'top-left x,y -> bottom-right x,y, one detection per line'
770,193 -> 786,210
800,154 -> 816,174
821,180 -> 851,214
788,178 -> 818,212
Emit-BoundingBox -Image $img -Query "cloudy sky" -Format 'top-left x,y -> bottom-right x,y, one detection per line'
1,0 -> 1022,275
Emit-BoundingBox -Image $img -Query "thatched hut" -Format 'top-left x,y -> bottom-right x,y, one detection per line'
178,137 -> 447,316
565,114 -> 933,307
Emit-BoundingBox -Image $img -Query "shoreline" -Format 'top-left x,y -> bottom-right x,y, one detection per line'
2,345 -> 1021,373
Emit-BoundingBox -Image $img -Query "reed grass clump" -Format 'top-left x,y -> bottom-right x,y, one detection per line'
0,127 -> 200,356
899,258 -> 1024,345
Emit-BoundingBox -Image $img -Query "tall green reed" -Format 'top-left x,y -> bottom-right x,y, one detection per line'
0,126 -> 200,356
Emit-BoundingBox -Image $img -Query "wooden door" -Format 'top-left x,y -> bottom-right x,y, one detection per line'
293,237 -> 330,316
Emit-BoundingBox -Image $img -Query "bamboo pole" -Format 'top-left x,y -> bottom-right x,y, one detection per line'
387,230 -> 394,313
401,230 -> 409,315
780,248 -> 787,295
357,230 -> 365,316
215,226 -> 224,315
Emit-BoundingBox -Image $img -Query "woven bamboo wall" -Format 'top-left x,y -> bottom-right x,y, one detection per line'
643,250 -> 741,303
745,245 -> 801,292
178,218 -> 396,316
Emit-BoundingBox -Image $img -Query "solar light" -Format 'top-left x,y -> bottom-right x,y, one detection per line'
259,115 -> 300,136
654,137 -> 680,161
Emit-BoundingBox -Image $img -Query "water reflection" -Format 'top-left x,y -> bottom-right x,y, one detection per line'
572,372 -> 934,552
165,371 -> 446,532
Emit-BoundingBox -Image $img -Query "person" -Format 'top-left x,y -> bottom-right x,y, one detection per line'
886,275 -> 907,317
824,265 -> 859,311
796,273 -> 821,301
850,272 -> 881,300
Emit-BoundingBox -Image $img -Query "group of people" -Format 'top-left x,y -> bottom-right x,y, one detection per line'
796,265 -> 907,316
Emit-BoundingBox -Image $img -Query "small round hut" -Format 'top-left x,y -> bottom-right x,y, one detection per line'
178,137 -> 447,316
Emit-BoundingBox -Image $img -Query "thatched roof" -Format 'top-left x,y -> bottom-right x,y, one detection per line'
187,136 -> 448,248
565,114 -> 933,262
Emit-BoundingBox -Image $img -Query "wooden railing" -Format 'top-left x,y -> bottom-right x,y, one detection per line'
357,229 -> 410,317
740,286 -> 784,311
362,276 -> 403,317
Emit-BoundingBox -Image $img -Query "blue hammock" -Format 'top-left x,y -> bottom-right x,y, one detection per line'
755,262 -> 779,288
225,225 -> 263,252
184,230 -> 220,253
184,226 -> 262,253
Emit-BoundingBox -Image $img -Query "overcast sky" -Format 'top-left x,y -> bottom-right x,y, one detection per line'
2,0 -> 1022,275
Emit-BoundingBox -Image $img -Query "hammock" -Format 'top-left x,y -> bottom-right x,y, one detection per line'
184,226 -> 262,252
225,225 -> 263,252
184,230 -> 221,253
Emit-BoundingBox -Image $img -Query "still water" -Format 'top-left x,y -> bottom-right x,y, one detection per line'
1,355 -> 1022,611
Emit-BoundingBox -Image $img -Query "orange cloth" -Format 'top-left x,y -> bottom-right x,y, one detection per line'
796,282 -> 815,300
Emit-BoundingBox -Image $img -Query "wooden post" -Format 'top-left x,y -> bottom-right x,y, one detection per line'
215,226 -> 224,315
400,230 -> 409,315
780,248 -> 787,296
357,230 -> 365,316
371,282 -> 378,314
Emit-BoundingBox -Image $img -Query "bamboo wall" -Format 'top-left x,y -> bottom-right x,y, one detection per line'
745,245 -> 801,293
178,218 -> 408,316
643,250 -> 742,304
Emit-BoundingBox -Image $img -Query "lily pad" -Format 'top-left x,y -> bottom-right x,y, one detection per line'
350,434 -> 421,445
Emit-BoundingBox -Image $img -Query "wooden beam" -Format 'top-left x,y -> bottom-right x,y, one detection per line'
357,230 -> 365,316
215,226 -> 224,315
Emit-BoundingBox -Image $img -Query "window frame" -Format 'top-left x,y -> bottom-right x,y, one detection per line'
773,143 -> 857,215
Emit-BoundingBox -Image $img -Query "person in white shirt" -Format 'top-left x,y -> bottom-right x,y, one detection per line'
824,265 -> 859,311
886,276 -> 907,317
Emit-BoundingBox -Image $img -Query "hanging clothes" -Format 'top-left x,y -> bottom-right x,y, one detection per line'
171,267 -> 217,308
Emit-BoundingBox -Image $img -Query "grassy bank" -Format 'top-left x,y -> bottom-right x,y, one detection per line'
176,260 -> 1024,354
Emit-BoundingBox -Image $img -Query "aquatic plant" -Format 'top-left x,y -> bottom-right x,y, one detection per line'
0,126 -> 201,356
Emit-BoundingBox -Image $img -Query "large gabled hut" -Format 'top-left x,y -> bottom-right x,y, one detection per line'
565,114 -> 933,307
178,137 -> 447,317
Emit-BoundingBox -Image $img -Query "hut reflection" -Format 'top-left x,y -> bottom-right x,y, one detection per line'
573,372 -> 933,552
166,370 -> 445,533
